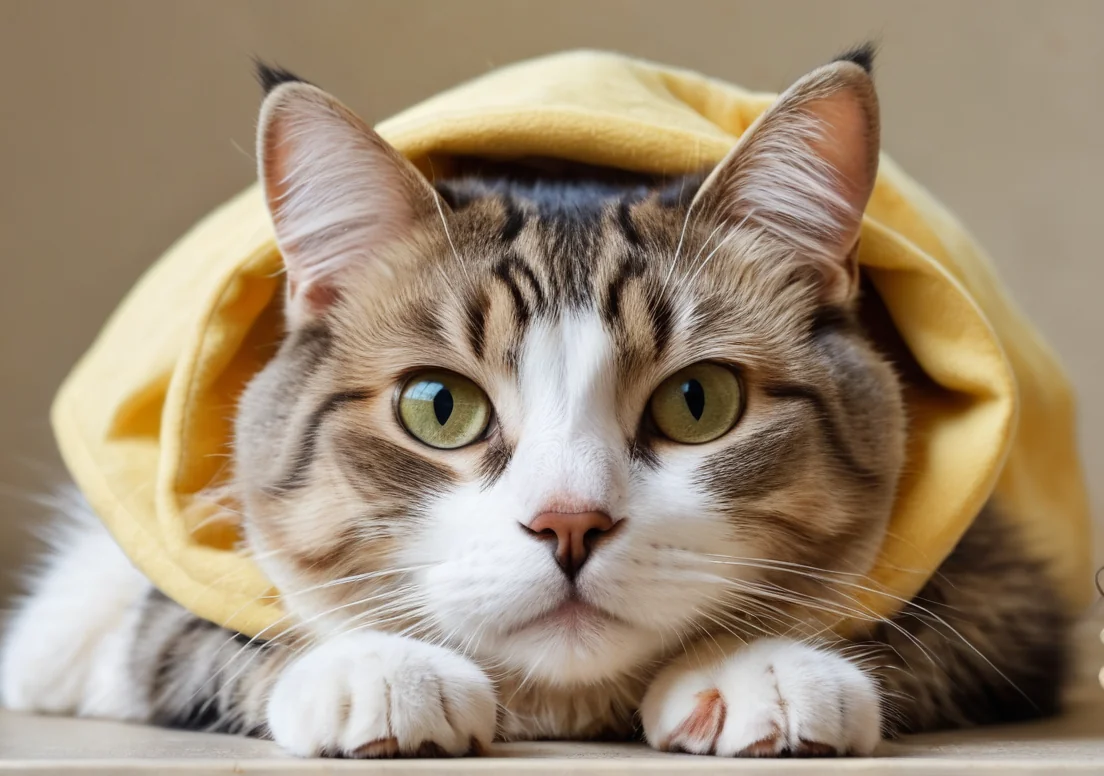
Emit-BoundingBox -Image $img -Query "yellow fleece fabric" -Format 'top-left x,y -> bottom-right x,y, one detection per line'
52,51 -> 1092,639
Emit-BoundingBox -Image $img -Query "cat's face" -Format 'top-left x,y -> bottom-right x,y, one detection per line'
234,61 -> 906,685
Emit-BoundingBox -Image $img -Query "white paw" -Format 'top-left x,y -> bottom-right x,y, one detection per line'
266,632 -> 496,758
640,638 -> 881,757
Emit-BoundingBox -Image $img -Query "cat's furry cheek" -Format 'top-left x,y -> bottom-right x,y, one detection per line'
404,454 -> 730,686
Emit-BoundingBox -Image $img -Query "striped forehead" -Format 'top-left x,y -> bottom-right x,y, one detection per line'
445,181 -> 685,374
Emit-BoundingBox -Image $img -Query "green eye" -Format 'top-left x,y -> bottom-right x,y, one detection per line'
649,363 -> 743,444
398,370 -> 491,449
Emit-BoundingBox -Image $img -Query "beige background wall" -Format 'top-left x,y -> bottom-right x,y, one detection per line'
1,0 -> 1101,601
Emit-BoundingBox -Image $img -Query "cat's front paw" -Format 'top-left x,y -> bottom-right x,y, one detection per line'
640,637 -> 880,757
266,631 -> 496,758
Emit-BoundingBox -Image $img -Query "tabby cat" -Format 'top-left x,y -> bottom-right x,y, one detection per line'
1,47 -> 1068,758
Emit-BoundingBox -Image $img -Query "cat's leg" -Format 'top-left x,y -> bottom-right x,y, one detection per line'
52,585 -> 498,757
8,582 -> 496,757
640,503 -> 1070,756
0,504 -> 287,732
858,503 -> 1069,734
640,637 -> 881,756
1,499 -> 155,721
266,630 -> 495,757
99,585 -> 498,756
1,499 -> 496,757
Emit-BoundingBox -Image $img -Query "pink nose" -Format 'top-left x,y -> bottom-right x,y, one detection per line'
526,511 -> 614,578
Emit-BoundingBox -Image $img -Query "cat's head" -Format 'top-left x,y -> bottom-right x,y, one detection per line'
234,51 -> 906,685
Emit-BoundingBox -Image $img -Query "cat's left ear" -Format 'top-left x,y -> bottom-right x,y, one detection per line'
256,67 -> 444,325
693,49 -> 879,303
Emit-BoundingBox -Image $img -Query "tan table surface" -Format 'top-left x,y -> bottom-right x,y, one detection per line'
2,694 -> 1103,774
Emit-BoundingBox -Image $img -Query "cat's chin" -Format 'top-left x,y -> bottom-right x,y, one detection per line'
483,607 -> 657,686
504,596 -> 623,637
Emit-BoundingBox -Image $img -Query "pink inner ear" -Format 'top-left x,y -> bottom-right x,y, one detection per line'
295,281 -> 341,314
260,107 -> 338,319
795,88 -> 875,303
688,67 -> 879,306
257,83 -> 438,323
802,90 -> 877,228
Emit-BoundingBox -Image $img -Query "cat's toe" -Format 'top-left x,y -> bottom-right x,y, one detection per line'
655,688 -> 727,754
641,637 -> 881,757
266,632 -> 495,758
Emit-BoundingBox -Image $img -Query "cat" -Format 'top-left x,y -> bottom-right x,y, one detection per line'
1,47 -> 1069,758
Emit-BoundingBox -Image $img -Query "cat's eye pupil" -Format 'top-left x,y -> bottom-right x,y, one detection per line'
433,386 -> 454,426
399,371 -> 491,449
649,363 -> 742,445
682,379 -> 705,421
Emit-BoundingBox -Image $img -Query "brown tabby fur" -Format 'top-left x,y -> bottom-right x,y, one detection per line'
2,47 -> 1070,753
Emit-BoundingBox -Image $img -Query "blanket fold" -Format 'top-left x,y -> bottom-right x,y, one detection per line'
52,51 -> 1091,638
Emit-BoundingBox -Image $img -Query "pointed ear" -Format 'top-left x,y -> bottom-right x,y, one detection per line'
693,54 -> 879,303
256,76 -> 443,323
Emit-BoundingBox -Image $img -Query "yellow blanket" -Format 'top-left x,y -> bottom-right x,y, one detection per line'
52,51 -> 1092,639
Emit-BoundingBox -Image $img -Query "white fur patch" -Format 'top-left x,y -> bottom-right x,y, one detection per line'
0,495 -> 152,721
640,637 -> 881,756
511,312 -> 626,514
267,630 -> 495,757
407,310 -> 735,687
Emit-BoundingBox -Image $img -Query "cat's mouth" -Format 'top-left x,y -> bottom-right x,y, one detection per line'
507,592 -> 625,636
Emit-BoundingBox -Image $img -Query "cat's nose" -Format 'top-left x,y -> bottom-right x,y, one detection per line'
526,511 -> 614,579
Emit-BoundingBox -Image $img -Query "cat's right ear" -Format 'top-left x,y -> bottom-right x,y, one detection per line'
256,70 -> 442,324
690,50 -> 880,304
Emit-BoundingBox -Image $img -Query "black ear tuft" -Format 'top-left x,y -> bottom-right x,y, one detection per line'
834,42 -> 877,74
253,59 -> 307,94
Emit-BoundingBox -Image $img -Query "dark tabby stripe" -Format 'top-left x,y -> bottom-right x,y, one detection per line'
464,292 -> 488,360
335,432 -> 456,505
616,194 -> 643,247
509,255 -> 546,312
603,252 -> 645,324
478,437 -> 513,487
435,183 -> 476,212
762,382 -> 879,486
645,285 -> 674,356
808,305 -> 854,338
628,435 -> 661,469
134,590 -> 282,735
269,389 -> 371,493
407,304 -> 446,344
698,416 -> 806,502
500,197 -> 526,242
493,253 -> 546,324
493,257 -> 533,325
